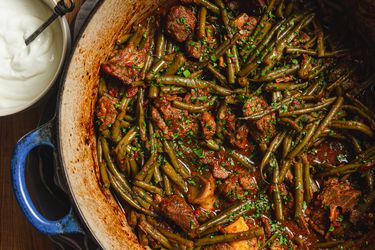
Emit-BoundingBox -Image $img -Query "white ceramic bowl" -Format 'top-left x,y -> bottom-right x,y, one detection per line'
0,0 -> 70,117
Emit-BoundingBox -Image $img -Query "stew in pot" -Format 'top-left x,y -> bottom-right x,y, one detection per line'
94,0 -> 375,249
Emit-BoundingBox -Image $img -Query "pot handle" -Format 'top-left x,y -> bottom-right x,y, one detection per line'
11,120 -> 83,235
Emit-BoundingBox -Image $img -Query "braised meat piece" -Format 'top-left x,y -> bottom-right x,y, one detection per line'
103,44 -> 148,85
319,178 -> 361,223
230,124 -> 250,150
166,6 -> 196,42
96,95 -> 118,131
218,168 -> 257,201
186,24 -> 217,59
201,112 -> 216,140
159,195 -> 199,235
152,96 -> 198,139
232,13 -> 257,43
243,96 -> 277,144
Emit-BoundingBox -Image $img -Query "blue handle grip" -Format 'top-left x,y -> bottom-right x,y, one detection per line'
11,120 -> 83,235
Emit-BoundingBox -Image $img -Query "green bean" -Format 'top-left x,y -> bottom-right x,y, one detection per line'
115,126 -> 137,156
276,0 -> 285,18
101,137 -> 132,192
265,82 -> 308,92
231,46 -> 240,73
309,96 -> 344,146
207,64 -> 227,85
165,54 -> 186,76
153,163 -> 162,184
244,18 -> 287,63
260,131 -> 286,176
195,227 -> 264,246
263,13 -> 315,70
280,97 -> 336,117
97,136 -> 110,188
163,140 -> 190,178
314,240 -> 345,248
342,105 -> 375,129
214,33 -> 242,59
160,86 -> 187,94
135,154 -> 157,181
317,31 -> 325,57
156,76 -> 210,88
116,33 -> 133,45
134,180 -> 163,195
128,26 -> 146,47
287,122 -> 318,159
197,200 -> 254,233
216,102 -> 227,140
157,227 -> 194,248
282,134 -> 293,159
226,49 -> 235,84
320,162 -> 363,177
286,47 -> 317,56
240,21 -> 273,60
146,59 -> 167,81
198,7 -> 207,39
137,88 -> 146,141
133,186 -> 153,204
346,93 -> 375,121
255,64 -> 300,83
155,30 -> 166,59
172,97 -> 216,113
229,150 -> 256,171
330,120 -> 374,137
279,160 -> 291,182
272,158 -> 284,221
214,0 -> 231,35
138,220 -> 174,250
294,159 -> 304,220
163,174 -> 173,195
279,118 -> 302,132
301,154 -> 312,203
109,172 -> 156,216
135,194 -> 151,209
210,83 -> 236,96
161,161 -> 188,193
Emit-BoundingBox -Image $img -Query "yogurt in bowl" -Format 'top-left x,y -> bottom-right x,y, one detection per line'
0,0 -> 70,116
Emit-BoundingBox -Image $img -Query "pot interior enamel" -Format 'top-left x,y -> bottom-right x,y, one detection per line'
58,0 -> 172,248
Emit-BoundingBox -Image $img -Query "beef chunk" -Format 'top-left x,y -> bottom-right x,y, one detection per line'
96,95 -> 118,131
201,112 -> 216,140
233,13 -> 257,43
159,195 -> 199,234
152,96 -> 198,139
230,124 -> 250,150
319,178 -> 361,223
243,96 -> 276,144
186,24 -> 217,59
103,44 -> 148,84
166,6 -> 196,42
218,168 -> 257,201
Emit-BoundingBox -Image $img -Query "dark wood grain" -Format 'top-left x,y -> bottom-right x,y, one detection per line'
0,2 -> 84,249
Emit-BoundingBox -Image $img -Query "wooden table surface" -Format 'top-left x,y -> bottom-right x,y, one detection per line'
0,1 -> 84,249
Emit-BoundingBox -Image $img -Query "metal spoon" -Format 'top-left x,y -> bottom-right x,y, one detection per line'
25,0 -> 75,46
